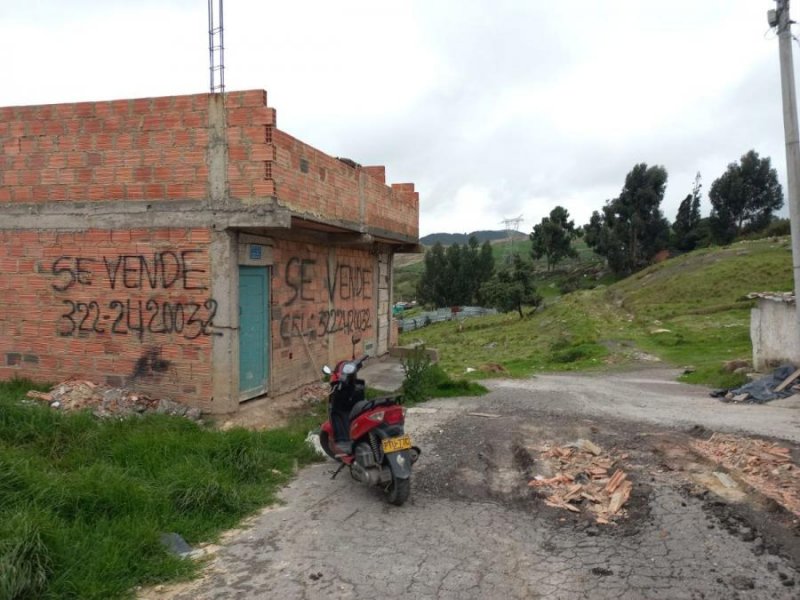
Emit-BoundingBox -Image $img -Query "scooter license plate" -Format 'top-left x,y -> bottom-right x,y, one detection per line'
382,435 -> 412,453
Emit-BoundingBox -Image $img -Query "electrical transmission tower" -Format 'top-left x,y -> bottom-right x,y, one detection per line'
500,215 -> 524,259
208,0 -> 225,93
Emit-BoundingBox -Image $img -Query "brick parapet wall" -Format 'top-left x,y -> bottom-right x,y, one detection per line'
0,228 -> 216,408
0,94 -> 212,203
1,89 -> 418,243
269,128 -> 419,240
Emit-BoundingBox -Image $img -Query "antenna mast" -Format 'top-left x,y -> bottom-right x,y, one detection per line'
208,0 -> 225,93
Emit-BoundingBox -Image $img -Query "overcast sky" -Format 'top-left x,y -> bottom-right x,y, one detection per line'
0,1 -> 793,236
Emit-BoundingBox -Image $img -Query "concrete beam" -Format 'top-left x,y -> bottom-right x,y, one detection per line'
0,199 -> 292,231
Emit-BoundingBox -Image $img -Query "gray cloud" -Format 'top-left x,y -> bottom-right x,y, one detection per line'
0,1 -> 793,234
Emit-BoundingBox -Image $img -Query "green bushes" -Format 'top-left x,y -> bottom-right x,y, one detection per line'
401,347 -> 487,402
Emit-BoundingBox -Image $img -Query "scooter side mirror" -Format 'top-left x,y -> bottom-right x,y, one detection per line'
322,365 -> 332,375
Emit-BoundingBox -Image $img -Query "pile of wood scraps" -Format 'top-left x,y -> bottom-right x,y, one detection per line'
529,440 -> 633,524
691,433 -> 799,517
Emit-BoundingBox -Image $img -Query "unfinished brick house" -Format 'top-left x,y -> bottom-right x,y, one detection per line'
0,90 -> 419,413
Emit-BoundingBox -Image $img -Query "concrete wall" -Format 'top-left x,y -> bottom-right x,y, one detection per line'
751,298 -> 800,369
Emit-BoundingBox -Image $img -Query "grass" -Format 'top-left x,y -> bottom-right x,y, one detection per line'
400,237 -> 794,388
0,379 -> 324,600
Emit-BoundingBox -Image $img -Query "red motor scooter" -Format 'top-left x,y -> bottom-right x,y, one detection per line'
319,355 -> 420,506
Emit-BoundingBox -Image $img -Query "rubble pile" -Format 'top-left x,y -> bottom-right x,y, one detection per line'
25,379 -> 202,421
298,383 -> 329,404
528,439 -> 632,524
691,433 -> 800,517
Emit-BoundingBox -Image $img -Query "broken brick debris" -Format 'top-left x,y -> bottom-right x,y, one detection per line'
608,480 -> 633,515
605,469 -> 627,494
299,383 -> 328,404
691,433 -> 799,518
25,379 -> 202,421
529,441 -> 632,524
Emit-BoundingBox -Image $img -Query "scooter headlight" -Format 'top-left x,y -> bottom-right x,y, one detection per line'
342,363 -> 356,376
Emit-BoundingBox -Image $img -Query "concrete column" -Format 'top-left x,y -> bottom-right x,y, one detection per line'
207,93 -> 238,413
376,250 -> 391,354
208,94 -> 228,206
210,229 -> 239,412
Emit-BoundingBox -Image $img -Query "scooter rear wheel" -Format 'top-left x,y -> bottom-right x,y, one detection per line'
387,476 -> 410,506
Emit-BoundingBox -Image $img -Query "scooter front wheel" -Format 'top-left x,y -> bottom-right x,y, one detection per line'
319,430 -> 338,461
386,476 -> 410,506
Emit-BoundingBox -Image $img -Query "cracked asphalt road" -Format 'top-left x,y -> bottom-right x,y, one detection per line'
151,369 -> 800,600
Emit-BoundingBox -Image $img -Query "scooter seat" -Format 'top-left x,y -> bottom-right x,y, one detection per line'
349,396 -> 399,420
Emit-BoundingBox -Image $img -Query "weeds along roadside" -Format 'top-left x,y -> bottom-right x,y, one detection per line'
0,378 -> 325,600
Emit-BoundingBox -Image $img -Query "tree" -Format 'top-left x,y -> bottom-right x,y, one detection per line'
458,235 -> 482,304
479,240 -> 494,282
584,163 -> 670,275
530,206 -> 579,271
709,150 -> 783,244
416,242 -> 447,306
480,255 -> 541,318
416,238 -> 495,307
672,172 -> 703,252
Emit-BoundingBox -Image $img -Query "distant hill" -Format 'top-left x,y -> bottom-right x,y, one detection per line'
419,230 -> 524,246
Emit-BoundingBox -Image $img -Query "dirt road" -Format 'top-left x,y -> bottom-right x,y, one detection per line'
145,369 -> 800,599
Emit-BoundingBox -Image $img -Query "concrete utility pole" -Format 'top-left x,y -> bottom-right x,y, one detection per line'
773,0 -> 800,336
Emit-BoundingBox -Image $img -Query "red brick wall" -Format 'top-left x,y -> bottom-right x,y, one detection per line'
225,90 -> 277,201
0,89 -> 418,241
268,238 -> 378,392
0,89 -> 418,408
0,94 -> 213,203
270,129 -> 419,239
0,228 -> 216,406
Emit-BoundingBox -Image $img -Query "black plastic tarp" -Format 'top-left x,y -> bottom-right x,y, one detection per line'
727,364 -> 798,403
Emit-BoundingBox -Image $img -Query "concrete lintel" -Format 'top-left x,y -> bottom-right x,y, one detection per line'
290,213 -> 419,247
392,243 -> 425,253
326,233 -> 375,247
365,226 -> 420,247
0,199 -> 292,231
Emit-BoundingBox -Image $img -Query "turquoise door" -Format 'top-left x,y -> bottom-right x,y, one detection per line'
238,266 -> 270,399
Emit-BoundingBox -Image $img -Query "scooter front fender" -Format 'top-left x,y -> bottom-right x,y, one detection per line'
384,450 -> 412,480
